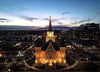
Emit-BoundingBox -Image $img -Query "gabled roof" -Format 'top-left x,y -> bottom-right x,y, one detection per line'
42,40 -> 59,51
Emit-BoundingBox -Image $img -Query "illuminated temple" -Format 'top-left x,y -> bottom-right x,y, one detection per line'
35,16 -> 66,67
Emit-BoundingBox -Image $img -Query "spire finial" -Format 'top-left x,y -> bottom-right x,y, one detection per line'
49,16 -> 52,31
50,16 -> 51,20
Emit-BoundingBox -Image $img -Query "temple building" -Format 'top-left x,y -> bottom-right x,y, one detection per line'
35,16 -> 66,67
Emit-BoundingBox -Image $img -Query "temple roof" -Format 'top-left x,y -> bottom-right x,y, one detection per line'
34,38 -> 46,47
35,38 -> 65,48
42,40 -> 59,51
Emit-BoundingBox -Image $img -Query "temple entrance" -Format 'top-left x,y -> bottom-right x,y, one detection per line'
45,63 -> 56,72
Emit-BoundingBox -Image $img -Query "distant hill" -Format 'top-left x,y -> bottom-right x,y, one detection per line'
0,25 -> 77,30
36,26 -> 77,30
0,25 -> 35,30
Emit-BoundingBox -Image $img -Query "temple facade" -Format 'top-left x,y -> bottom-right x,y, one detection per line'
35,16 -> 66,67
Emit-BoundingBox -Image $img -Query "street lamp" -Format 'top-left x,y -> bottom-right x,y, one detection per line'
8,68 -> 11,72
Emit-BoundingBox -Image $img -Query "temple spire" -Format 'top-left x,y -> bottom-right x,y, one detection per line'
49,16 -> 52,31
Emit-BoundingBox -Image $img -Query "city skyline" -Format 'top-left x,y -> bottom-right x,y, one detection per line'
0,0 -> 100,27
0,7 -> 100,72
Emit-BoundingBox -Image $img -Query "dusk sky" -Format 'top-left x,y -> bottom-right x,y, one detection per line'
0,0 -> 100,27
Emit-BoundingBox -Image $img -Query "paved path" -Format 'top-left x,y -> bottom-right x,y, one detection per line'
23,60 -> 42,71
59,61 -> 78,71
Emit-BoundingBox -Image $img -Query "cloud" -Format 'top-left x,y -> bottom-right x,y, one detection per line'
60,18 -> 65,20
43,18 -> 60,22
71,17 -> 82,20
96,11 -> 100,14
97,20 -> 100,21
58,22 -> 63,24
78,19 -> 89,23
72,18 -> 93,24
0,18 -> 9,20
62,12 -> 70,15
0,21 -> 4,23
72,21 -> 78,24
18,15 -> 39,22
0,18 -> 13,23
43,18 -> 49,21
43,18 -> 65,25
52,19 -> 59,22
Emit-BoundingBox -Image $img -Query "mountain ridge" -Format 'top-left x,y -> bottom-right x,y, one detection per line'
0,25 -> 77,30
